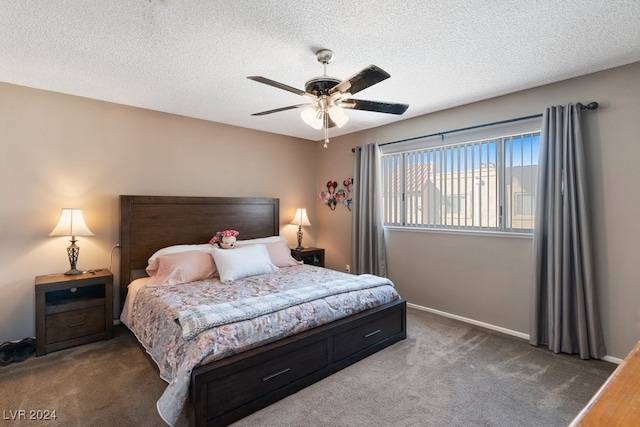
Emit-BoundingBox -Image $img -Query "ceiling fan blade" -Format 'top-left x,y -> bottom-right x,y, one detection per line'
251,104 -> 312,116
330,65 -> 391,96
247,76 -> 309,97
339,99 -> 409,115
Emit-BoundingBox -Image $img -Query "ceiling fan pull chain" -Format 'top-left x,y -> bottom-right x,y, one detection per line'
324,111 -> 329,148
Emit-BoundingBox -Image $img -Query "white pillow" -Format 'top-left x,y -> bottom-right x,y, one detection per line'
146,243 -> 213,276
211,244 -> 278,282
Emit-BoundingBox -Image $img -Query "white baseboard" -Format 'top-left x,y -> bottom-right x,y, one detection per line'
406,302 -> 621,364
407,302 -> 530,340
601,355 -> 622,364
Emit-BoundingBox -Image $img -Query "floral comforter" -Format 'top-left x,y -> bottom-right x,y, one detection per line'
122,265 -> 399,426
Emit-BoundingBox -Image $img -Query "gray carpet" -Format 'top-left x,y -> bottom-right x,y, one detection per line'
0,308 -> 615,426
0,328 -> 166,427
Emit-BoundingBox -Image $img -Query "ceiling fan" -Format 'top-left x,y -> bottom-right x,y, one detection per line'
248,49 -> 409,147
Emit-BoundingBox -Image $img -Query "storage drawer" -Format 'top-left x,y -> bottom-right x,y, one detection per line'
333,309 -> 404,361
45,306 -> 105,344
206,340 -> 327,419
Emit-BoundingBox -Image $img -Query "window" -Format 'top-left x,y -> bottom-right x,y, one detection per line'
445,195 -> 466,215
381,121 -> 540,233
515,193 -> 535,215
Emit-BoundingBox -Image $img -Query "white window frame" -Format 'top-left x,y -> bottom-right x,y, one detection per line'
380,117 -> 541,234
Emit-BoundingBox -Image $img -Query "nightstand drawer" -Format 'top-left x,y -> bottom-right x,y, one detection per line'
46,307 -> 105,344
36,270 -> 113,356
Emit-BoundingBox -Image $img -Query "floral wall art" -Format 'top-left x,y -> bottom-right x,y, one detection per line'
319,178 -> 353,211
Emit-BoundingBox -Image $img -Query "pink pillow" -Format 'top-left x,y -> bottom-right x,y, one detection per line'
264,240 -> 303,267
147,251 -> 217,286
146,244 -> 212,276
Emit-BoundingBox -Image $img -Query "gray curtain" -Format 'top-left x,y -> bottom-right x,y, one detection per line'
352,143 -> 387,276
530,103 -> 606,359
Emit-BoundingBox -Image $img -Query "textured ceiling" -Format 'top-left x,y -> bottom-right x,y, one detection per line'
1,1 -> 640,141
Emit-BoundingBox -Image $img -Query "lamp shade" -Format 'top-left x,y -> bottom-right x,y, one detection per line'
290,208 -> 311,227
48,208 -> 95,237
328,105 -> 349,128
301,107 -> 324,130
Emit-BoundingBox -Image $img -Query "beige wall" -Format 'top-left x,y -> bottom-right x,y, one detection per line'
0,83 -> 317,343
3,62 -> 639,361
317,61 -> 640,360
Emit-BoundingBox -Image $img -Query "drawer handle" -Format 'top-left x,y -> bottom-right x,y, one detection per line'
364,329 -> 381,338
68,320 -> 86,328
262,367 -> 291,382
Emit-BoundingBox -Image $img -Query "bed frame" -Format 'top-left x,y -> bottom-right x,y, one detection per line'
119,195 -> 407,427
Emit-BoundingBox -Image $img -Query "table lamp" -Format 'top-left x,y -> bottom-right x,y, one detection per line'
48,208 -> 95,275
290,208 -> 311,250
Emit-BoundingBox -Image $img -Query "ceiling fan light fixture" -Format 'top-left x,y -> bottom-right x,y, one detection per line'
301,107 -> 323,129
249,48 -> 408,148
328,105 -> 349,128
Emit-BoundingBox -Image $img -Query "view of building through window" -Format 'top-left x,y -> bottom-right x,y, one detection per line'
381,131 -> 540,233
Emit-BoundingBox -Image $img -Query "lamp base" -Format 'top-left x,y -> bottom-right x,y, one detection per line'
65,240 -> 82,275
296,226 -> 304,250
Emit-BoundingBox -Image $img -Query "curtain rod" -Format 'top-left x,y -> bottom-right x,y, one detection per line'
351,101 -> 598,152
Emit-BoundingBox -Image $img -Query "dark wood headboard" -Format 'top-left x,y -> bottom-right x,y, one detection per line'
119,195 -> 279,309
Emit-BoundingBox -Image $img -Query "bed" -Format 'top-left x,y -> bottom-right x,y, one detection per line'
119,195 -> 407,426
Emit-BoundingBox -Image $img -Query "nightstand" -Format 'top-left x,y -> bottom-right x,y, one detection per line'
291,247 -> 325,267
35,269 -> 113,356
